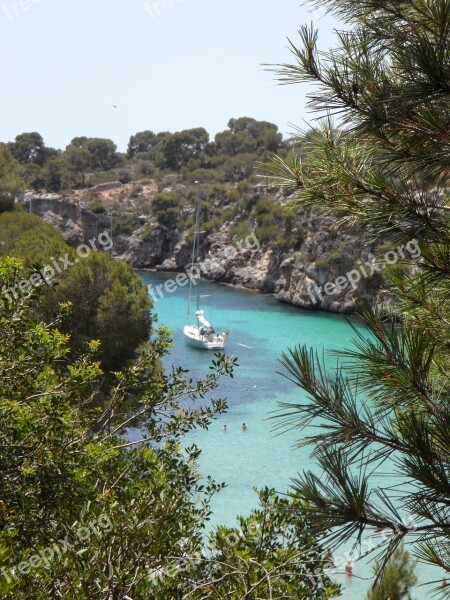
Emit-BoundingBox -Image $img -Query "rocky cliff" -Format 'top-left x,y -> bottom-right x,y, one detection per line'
24,192 -> 111,245
24,191 -> 389,314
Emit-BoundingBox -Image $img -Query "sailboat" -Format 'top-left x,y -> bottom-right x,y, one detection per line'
183,202 -> 228,351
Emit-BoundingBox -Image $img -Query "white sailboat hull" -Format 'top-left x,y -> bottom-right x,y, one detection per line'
183,325 -> 226,350
183,200 -> 228,351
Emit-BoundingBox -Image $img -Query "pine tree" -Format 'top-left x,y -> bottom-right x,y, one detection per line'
366,545 -> 417,600
262,0 -> 450,594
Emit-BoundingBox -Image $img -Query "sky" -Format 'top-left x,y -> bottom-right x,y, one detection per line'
0,0 -> 340,152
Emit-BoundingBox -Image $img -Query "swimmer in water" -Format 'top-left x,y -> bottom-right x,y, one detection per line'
345,561 -> 353,577
242,423 -> 248,431
223,424 -> 227,431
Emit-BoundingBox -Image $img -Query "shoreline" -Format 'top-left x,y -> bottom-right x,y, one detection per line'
135,267 -> 357,314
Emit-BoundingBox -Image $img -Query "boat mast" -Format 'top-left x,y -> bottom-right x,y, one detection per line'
186,182 -> 201,322
194,199 -> 201,312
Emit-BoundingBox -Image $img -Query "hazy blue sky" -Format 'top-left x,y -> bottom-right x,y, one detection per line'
0,0 -> 340,151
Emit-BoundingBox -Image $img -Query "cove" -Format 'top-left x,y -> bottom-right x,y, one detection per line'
137,271 -> 439,599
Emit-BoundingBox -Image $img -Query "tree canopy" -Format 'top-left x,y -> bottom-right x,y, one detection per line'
74,137 -> 119,170
3,117 -> 286,195
8,132 -> 47,166
0,212 -> 152,372
0,145 -> 25,213
162,127 -> 210,170
127,130 -> 158,158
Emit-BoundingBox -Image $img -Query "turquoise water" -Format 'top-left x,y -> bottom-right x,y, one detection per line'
138,272 -> 440,599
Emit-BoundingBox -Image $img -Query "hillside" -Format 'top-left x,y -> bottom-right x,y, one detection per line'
6,117 -> 396,313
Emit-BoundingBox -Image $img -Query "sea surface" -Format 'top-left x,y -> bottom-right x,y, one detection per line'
137,271 -> 441,599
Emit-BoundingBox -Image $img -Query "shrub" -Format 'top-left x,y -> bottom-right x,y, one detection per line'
81,191 -> 102,204
118,168 -> 133,184
90,199 -> 107,214
315,250 -> 342,269
229,220 -> 253,242
130,183 -> 144,198
185,168 -> 219,184
140,224 -> 155,242
151,192 -> 186,220
137,160 -> 155,177
227,188 -> 241,203
87,169 -> 118,186
112,212 -> 140,236
254,199 -> 285,245
202,218 -> 222,234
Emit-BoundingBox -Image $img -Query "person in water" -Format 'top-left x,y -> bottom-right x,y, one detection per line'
242,423 -> 248,431
223,424 -> 227,431
345,561 -> 353,577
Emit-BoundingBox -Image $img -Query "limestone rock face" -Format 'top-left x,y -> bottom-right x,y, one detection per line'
24,193 -> 111,247
24,193 -> 388,314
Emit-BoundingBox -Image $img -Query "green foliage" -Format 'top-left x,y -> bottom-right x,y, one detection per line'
8,131 -> 46,165
54,253 -> 152,371
259,152 -> 304,189
44,156 -> 71,192
227,188 -> 241,203
270,0 -> 450,592
0,145 -> 25,213
227,117 -> 283,152
86,138 -> 118,170
0,212 -> 68,263
0,213 -> 151,372
188,488 -> 340,599
65,144 -> 91,186
162,128 -> 209,171
202,218 -> 222,234
376,240 -> 398,255
227,195 -> 304,249
89,198 -> 107,214
118,167 -> 133,184
127,130 -> 169,166
366,545 -> 417,600
21,162 -> 46,191
127,130 -> 157,158
139,224 -> 155,242
315,251 -> 342,269
71,137 -> 118,171
151,191 -> 186,224
4,117 -> 287,201
130,182 -> 144,198
134,158 -> 156,177
254,199 -> 284,244
0,262 -> 236,598
81,190 -> 102,204
221,153 -> 255,183
236,177 -> 255,194
254,198 -> 301,248
215,129 -> 256,157
87,169 -> 120,186
184,167 -> 219,183
214,118 -> 283,159
112,212 -> 140,236
228,220 -> 253,243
